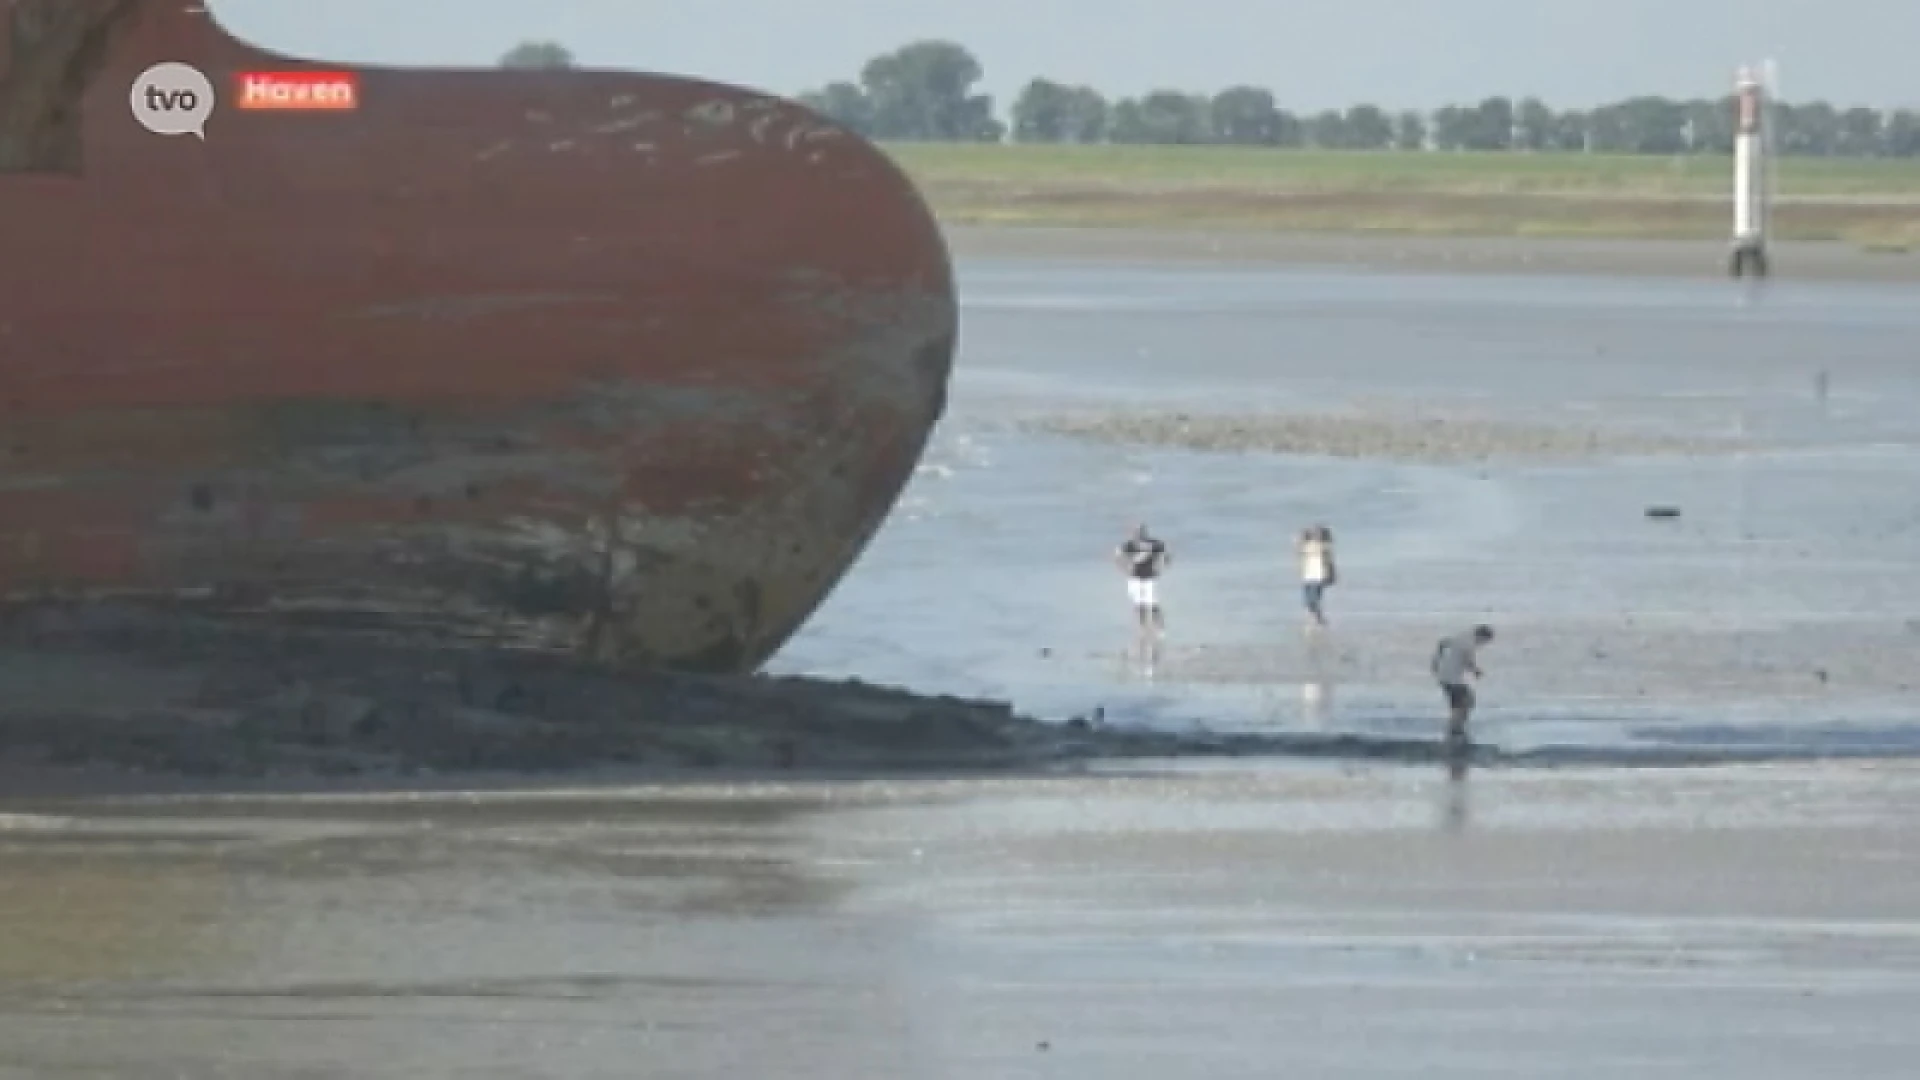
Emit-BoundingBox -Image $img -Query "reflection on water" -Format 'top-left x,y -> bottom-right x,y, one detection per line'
1300,629 -> 1335,729
0,793 -> 927,1078
0,850 -> 228,985
1117,635 -> 1162,683
1440,757 -> 1472,832
1300,679 -> 1332,728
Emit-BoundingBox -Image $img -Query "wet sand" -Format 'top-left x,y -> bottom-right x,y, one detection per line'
1021,408 -> 1750,462
1,763 -> 1916,1078
945,225 -> 1920,280
779,254 -> 1920,751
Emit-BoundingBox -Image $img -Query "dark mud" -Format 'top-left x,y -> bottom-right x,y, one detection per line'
0,602 -> 1460,787
9,602 -> 1884,793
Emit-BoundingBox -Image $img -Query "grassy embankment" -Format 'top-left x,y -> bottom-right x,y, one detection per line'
880,142 -> 1920,247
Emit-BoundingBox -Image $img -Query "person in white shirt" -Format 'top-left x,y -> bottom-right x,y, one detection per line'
1431,624 -> 1494,742
1297,524 -> 1336,627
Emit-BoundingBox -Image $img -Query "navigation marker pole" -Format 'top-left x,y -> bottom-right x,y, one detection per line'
1729,61 -> 1776,278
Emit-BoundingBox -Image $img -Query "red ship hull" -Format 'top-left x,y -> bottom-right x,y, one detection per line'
0,1 -> 954,672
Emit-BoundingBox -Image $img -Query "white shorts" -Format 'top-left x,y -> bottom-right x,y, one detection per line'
1126,577 -> 1158,606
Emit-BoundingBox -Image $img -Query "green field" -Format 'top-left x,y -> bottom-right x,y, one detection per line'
878,142 -> 1920,243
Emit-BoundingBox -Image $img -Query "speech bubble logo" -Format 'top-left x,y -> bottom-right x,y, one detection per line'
130,62 -> 215,139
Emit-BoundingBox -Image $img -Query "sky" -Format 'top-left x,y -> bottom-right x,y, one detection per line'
210,1 -> 1920,112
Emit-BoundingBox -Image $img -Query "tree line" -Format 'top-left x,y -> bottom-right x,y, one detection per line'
499,41 -> 574,69
795,41 -> 1920,157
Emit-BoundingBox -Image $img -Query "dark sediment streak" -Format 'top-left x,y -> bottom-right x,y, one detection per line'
0,601 -> 1333,787
3,605 -> 1914,794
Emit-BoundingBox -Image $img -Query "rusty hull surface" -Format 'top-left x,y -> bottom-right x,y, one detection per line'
0,1 -> 955,673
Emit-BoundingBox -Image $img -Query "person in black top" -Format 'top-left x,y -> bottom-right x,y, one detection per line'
1113,523 -> 1170,633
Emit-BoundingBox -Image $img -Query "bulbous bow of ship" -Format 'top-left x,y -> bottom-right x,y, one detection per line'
0,0 -> 955,672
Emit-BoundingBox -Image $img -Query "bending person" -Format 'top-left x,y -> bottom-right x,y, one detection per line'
1431,624 -> 1494,745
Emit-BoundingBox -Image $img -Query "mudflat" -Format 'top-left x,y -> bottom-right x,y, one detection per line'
945,224 -> 1920,280
783,251 -> 1920,755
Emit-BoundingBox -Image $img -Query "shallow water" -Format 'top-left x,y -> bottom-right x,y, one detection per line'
773,259 -> 1920,759
2,764 -> 1918,1077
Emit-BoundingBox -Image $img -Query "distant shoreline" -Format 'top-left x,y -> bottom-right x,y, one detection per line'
883,144 -> 1920,250
943,225 -> 1920,281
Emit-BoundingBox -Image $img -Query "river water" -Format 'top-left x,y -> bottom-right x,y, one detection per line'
3,256 -> 1917,1077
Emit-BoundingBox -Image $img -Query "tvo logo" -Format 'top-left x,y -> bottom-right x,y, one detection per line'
130,61 -> 214,138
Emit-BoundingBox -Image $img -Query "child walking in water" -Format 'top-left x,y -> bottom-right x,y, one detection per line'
1298,524 -> 1335,627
